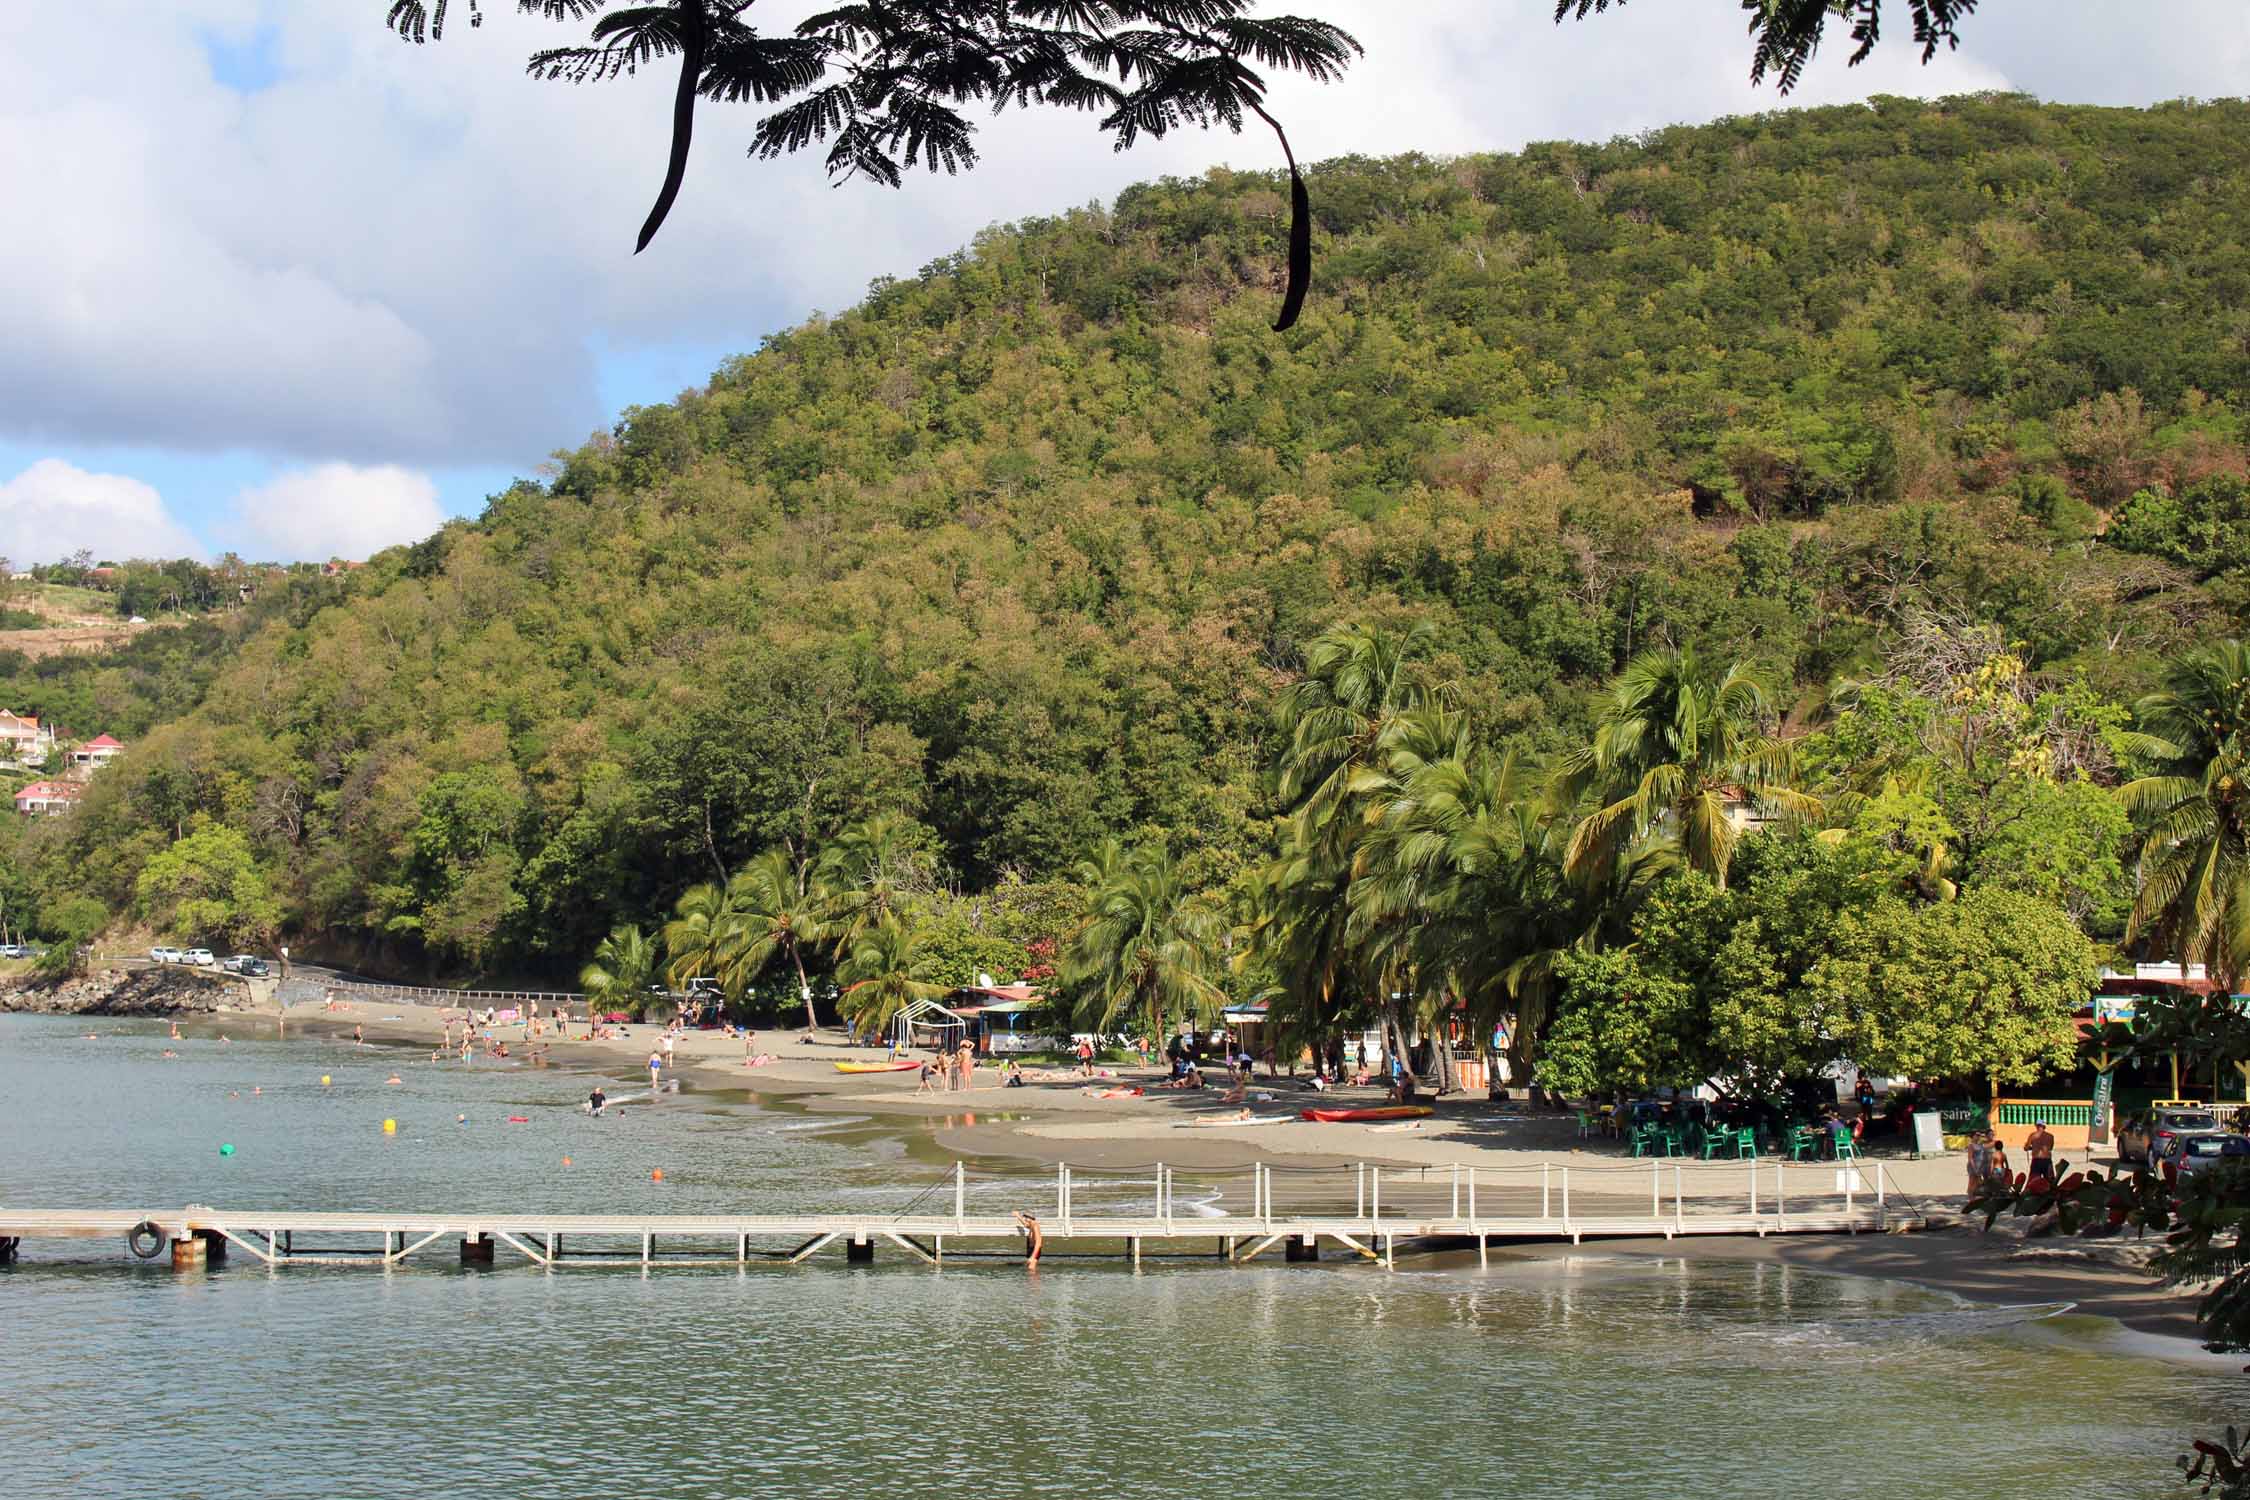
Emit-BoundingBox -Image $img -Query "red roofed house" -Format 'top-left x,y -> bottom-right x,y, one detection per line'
68,734 -> 125,774
14,780 -> 84,816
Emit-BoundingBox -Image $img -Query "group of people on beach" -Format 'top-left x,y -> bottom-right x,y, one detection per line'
913,1038 -> 980,1093
1965,1119 -> 2060,1196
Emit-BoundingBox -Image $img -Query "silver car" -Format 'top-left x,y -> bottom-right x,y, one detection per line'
2117,1107 -> 2227,1165
2174,1134 -> 2250,1181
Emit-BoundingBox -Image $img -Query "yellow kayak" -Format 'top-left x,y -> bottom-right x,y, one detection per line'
834,1060 -> 921,1074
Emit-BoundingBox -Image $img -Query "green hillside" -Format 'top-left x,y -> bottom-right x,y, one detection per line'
9,90 -> 2250,987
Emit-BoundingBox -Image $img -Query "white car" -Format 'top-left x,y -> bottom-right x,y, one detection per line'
149,945 -> 182,964
182,948 -> 216,966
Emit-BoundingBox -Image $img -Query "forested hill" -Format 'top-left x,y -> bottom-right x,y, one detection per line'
13,91 -> 2250,980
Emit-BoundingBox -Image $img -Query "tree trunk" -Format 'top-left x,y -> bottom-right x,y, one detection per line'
1433,1030 -> 1458,1094
792,942 -> 816,1033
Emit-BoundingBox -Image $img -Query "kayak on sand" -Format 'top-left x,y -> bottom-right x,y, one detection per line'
1299,1105 -> 1434,1123
833,1060 -> 921,1074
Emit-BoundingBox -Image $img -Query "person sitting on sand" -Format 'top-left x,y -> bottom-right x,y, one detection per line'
1002,1059 -> 1024,1089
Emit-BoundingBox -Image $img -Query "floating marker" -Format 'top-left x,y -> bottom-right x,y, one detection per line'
562,1156 -> 573,1167
320,1075 -> 331,1086
218,1143 -> 236,1157
651,1168 -> 664,1182
382,1118 -> 397,1135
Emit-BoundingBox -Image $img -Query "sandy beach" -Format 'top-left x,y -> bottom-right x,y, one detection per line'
198,989 -> 2204,1344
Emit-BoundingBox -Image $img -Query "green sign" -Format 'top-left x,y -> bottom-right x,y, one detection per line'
2090,1068 -> 2116,1145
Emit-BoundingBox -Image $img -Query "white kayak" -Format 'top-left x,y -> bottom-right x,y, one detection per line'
1178,1113 -> 1295,1128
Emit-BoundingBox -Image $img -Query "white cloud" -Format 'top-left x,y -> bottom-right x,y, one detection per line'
231,463 -> 445,562
0,0 -> 2243,502
0,459 -> 204,566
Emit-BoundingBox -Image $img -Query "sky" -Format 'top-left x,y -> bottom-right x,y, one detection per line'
0,1 -> 2243,566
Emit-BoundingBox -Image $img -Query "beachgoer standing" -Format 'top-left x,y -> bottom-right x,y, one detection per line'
1966,1132 -> 1992,1195
958,1038 -> 976,1092
1013,1210 -> 1043,1268
588,1085 -> 607,1116
648,1048 -> 664,1095
354,1023 -> 364,1047
2025,1119 -> 2057,1183
1076,1037 -> 1094,1077
662,1031 -> 676,1070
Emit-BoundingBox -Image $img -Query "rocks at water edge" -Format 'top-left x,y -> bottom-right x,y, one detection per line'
0,967 -> 248,1016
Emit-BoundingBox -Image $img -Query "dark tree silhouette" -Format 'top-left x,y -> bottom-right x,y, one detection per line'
1555,0 -> 1981,93
382,1 -> 1357,329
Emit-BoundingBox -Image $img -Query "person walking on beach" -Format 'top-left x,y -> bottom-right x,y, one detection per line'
354,1023 -> 364,1047
1075,1036 -> 1094,1078
661,1030 -> 676,1071
648,1048 -> 664,1096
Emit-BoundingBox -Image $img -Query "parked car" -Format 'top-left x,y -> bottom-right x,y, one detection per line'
2172,1133 -> 2250,1183
149,945 -> 182,964
2117,1107 -> 2226,1165
182,947 -> 215,966
220,954 -> 269,976
0,943 -> 30,959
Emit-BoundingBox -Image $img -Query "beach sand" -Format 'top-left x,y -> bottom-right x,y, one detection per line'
220,990 -> 2203,1343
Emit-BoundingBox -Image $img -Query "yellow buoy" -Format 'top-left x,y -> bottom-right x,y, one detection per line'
320,1075 -> 331,1086
382,1118 -> 397,1134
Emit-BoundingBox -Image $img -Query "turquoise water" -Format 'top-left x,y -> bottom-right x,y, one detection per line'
0,1016 -> 2241,1498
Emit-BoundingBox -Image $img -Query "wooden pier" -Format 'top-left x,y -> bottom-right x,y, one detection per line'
0,1159 -> 1925,1271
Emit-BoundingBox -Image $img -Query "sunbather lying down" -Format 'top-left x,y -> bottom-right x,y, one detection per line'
1084,1086 -> 1145,1099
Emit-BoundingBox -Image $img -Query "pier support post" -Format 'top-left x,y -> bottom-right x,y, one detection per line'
460,1234 -> 495,1266
196,1230 -> 227,1265
846,1237 -> 874,1264
1285,1235 -> 1319,1263
171,1234 -> 206,1271
1129,1236 -> 1140,1267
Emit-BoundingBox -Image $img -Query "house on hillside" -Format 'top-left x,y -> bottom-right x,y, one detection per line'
67,734 -> 124,775
321,560 -> 364,578
14,780 -> 84,816
0,712 -> 53,768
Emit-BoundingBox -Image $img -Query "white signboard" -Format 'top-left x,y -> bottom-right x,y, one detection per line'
1911,1111 -> 1946,1158
989,1032 -> 1059,1055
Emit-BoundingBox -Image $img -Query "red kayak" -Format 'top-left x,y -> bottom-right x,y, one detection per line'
1300,1105 -> 1434,1123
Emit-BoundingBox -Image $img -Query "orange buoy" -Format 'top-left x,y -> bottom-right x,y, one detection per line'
561,1156 -> 573,1167
650,1168 -> 664,1182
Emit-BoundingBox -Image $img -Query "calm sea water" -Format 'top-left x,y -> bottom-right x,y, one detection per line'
1,1015 -> 2241,1499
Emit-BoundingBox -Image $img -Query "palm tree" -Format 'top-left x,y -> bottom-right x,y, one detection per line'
1063,844 -> 1226,1042
1555,645 -> 1818,890
835,917 -> 947,1041
580,925 -> 659,1021
660,881 -> 730,990
1274,621 -> 1435,861
820,812 -> 925,947
717,848 -> 833,1032
2121,641 -> 2250,989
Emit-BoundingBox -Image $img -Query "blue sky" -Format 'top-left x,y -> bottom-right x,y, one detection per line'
2,1 -> 2243,566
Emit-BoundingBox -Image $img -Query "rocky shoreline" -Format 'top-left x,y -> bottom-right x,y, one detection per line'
0,967 -> 259,1016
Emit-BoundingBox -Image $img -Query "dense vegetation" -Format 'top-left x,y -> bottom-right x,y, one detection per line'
5,95 -> 2248,1062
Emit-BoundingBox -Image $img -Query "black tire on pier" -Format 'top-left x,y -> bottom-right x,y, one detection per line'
127,1221 -> 165,1259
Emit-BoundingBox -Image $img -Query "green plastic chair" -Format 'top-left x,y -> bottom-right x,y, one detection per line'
1699,1126 -> 1731,1160
1575,1110 -> 1596,1139
1787,1126 -> 1820,1161
1734,1126 -> 1758,1160
1833,1135 -> 1860,1162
